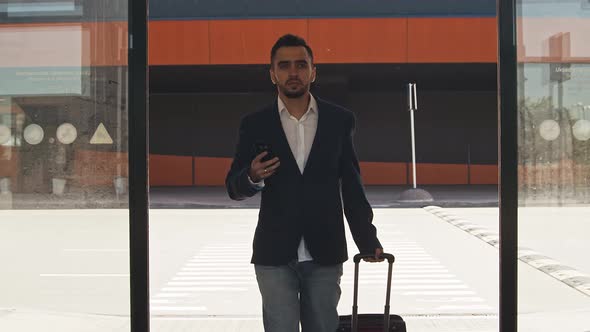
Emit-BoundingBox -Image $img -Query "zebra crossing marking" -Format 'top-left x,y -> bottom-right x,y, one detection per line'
150,227 -> 494,314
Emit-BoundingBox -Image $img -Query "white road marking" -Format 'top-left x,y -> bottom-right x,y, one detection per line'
173,276 -> 253,281
167,281 -> 255,286
181,267 -> 250,271
340,279 -> 462,284
390,265 -> 446,268
63,249 -> 128,252
202,246 -> 250,249
183,263 -> 252,266
148,226 -> 494,316
40,274 -> 129,277
151,306 -> 206,311
417,297 -> 485,303
403,291 -> 477,295
167,282 -> 467,289
177,271 -> 254,276
191,255 -> 252,258
185,262 -> 250,266
172,275 -> 456,280
155,293 -> 190,298
189,259 -> 249,263
390,269 -> 450,273
365,273 -> 455,278
150,299 -> 173,304
436,305 -> 494,310
152,317 -> 262,321
162,287 -> 248,292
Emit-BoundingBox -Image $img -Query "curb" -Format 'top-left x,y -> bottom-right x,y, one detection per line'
423,206 -> 590,297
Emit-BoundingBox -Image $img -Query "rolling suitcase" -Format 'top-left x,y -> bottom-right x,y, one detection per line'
337,253 -> 407,332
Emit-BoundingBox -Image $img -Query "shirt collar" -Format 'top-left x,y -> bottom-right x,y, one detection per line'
277,93 -> 318,117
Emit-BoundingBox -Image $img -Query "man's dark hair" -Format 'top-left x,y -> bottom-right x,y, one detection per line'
270,34 -> 314,65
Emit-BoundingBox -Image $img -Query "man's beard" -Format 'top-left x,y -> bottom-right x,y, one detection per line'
280,83 -> 308,99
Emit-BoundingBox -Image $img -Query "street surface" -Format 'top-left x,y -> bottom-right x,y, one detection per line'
0,208 -> 588,331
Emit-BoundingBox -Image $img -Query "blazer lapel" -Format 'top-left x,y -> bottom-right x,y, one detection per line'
302,99 -> 328,176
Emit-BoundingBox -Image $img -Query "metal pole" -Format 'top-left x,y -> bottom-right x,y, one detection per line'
398,84 -> 432,202
352,261 -> 359,332
408,83 -> 418,189
129,0 -> 150,331
410,109 -> 417,189
498,0 -> 518,330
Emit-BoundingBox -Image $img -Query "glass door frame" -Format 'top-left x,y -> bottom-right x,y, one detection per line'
125,1 -> 522,331
129,0 -> 149,331
498,0 -> 518,331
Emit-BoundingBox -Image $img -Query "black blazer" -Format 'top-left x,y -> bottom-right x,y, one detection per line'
226,97 -> 382,266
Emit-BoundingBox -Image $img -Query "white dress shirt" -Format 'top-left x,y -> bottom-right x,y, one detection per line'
278,94 -> 318,262
249,94 -> 319,262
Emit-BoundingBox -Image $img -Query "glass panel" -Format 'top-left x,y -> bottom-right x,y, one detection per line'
516,0 -> 590,330
149,1 -> 499,331
0,1 -> 130,331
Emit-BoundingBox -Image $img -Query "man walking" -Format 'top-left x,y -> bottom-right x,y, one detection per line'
226,34 -> 383,332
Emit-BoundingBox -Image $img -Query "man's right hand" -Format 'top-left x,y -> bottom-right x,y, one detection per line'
249,152 -> 280,183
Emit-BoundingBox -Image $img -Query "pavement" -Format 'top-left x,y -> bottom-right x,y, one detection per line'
148,184 -> 499,209
1,208 -> 503,332
2,185 -> 590,332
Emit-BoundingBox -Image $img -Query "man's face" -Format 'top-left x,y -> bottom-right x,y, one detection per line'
270,46 -> 316,99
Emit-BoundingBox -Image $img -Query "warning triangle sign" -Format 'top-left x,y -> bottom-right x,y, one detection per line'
90,123 -> 113,144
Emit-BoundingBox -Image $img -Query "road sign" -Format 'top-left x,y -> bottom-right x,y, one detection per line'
56,123 -> 77,144
539,120 -> 560,141
573,119 -> 590,141
90,123 -> 113,144
549,63 -> 572,82
23,124 -> 44,145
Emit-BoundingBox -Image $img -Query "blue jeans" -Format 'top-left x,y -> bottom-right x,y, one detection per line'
255,261 -> 343,332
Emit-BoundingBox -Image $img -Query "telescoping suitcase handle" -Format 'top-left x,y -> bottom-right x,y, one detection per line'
351,253 -> 396,332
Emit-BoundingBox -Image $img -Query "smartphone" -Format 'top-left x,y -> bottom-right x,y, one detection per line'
254,142 -> 276,162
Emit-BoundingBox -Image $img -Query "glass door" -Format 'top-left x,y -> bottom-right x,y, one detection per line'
515,0 -> 590,331
0,1 -> 147,331
147,1 -> 500,331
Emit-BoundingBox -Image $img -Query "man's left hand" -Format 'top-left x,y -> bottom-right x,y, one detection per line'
363,248 -> 384,263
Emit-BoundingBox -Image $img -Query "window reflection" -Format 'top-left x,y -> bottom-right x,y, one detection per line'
517,0 -> 590,331
0,1 -> 82,18
0,4 -> 128,208
0,1 -> 130,331
518,64 -> 590,204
